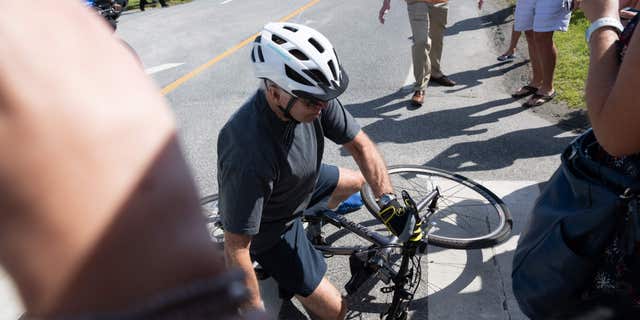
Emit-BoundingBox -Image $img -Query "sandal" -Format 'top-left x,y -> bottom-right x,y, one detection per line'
497,54 -> 516,61
511,85 -> 539,99
524,91 -> 556,107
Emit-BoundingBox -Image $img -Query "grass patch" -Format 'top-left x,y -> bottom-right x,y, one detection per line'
554,11 -> 589,109
125,0 -> 190,10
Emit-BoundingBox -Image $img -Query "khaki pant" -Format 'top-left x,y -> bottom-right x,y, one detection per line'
407,2 -> 448,91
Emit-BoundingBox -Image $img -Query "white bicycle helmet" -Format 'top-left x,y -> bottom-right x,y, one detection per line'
251,22 -> 348,101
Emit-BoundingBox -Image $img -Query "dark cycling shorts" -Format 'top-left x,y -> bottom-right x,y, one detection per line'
306,163 -> 340,217
252,163 -> 339,300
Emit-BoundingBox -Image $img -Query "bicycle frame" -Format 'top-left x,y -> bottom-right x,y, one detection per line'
310,187 -> 439,256
306,189 -> 439,320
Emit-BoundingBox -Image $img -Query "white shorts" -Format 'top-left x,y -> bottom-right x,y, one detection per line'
514,0 -> 572,32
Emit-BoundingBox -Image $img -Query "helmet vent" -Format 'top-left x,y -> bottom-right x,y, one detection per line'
327,60 -> 337,81
289,49 -> 309,61
303,69 -> 330,87
257,46 -> 264,62
251,48 -> 256,63
254,35 -> 261,43
272,34 -> 287,45
285,65 -> 313,86
283,25 -> 298,32
308,38 -> 325,53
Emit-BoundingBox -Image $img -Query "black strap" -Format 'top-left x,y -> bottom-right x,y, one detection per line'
278,96 -> 298,122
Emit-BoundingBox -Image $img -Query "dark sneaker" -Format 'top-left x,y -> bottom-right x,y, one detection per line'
430,75 -> 456,87
411,90 -> 424,106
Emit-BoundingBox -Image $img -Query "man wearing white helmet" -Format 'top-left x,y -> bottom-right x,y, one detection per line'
218,22 -> 416,319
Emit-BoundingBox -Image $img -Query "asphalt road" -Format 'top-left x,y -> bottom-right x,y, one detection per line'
115,0 -> 575,196
115,1 -> 570,318
0,0 -> 579,319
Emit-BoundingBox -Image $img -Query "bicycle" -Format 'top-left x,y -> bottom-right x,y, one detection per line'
201,164 -> 512,319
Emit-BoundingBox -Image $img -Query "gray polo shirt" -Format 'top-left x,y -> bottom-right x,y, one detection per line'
217,90 -> 360,253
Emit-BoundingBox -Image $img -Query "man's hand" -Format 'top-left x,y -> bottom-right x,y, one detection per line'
376,195 -> 417,242
379,0 -> 391,24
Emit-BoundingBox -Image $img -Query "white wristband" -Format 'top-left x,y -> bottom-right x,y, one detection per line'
585,17 -> 623,43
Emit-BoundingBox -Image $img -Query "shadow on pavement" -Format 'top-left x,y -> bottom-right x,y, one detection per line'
426,183 -> 537,320
443,60 -> 528,93
424,124 -> 572,172
344,96 -> 523,147
446,6 -> 515,36
288,183 -> 539,319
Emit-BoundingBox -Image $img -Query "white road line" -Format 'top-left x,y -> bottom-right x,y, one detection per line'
220,0 -> 234,4
145,63 -> 184,75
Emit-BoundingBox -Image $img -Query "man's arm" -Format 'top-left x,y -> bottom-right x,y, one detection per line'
343,131 -> 393,198
224,232 -> 264,312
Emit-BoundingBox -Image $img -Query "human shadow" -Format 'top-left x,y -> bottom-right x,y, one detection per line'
442,60 -> 528,93
425,183 -> 538,319
343,96 -> 523,148
333,183 -> 540,319
278,183 -> 540,319
445,6 -> 516,36
315,213 -> 483,319
342,87 -> 413,118
424,124 -> 572,172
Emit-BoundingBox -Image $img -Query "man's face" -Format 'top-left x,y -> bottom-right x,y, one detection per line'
271,86 -> 328,123
288,96 -> 328,123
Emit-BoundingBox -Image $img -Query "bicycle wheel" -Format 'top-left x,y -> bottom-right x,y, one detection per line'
361,165 -> 511,249
201,194 -> 224,248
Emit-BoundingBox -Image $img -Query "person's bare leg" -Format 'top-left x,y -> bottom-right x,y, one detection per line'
501,25 -> 521,56
513,30 -> 542,96
297,277 -> 346,320
533,31 -> 557,95
525,30 -> 543,87
327,168 -> 365,209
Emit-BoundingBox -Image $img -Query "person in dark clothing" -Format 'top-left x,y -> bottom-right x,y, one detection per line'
140,0 -> 168,11
219,22 -> 416,319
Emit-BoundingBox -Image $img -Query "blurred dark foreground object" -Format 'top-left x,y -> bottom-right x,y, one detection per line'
513,129 -> 640,319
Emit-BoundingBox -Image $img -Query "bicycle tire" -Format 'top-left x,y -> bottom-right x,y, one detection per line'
361,165 -> 512,249
201,194 -> 224,248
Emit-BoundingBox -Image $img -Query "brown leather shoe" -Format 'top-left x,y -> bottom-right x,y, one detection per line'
411,90 -> 425,106
430,75 -> 456,87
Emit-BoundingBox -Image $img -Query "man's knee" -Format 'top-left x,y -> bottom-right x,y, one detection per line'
297,277 -> 346,320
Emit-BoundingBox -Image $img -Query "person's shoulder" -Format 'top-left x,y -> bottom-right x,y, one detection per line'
321,98 -> 356,119
323,98 -> 344,113
218,91 -> 277,166
220,91 -> 267,139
